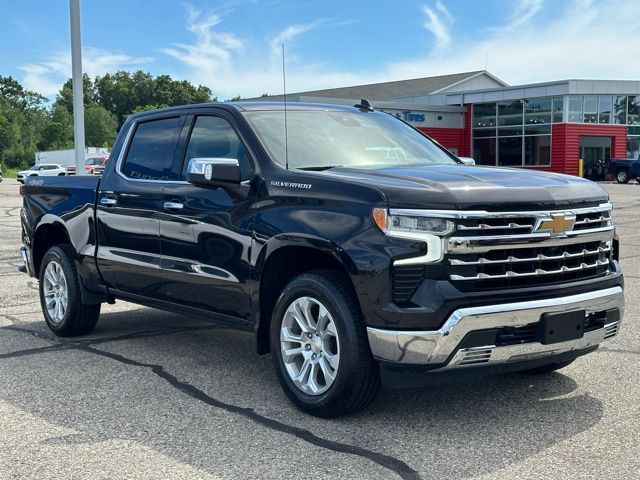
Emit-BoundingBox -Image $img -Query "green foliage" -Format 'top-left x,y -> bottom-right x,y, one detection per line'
0,72 -> 216,170
85,103 -> 118,148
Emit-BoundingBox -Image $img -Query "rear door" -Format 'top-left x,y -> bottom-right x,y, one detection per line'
96,114 -> 185,296
156,112 -> 256,325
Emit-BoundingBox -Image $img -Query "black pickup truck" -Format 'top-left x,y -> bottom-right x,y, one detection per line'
20,102 -> 624,417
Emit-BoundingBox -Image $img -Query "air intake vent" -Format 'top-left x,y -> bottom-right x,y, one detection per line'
391,265 -> 425,305
459,348 -> 493,365
604,322 -> 619,340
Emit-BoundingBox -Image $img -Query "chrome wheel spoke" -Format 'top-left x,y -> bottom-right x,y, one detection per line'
280,295 -> 340,396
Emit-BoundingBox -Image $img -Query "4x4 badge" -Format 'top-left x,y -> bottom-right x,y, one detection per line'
534,213 -> 576,236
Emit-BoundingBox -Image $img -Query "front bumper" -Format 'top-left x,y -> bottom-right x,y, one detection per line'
367,286 -> 623,369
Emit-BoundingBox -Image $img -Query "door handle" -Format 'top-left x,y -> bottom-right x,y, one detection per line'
100,197 -> 117,207
163,201 -> 184,210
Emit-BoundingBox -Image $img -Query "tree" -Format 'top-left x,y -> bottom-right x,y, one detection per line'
38,104 -> 73,151
0,76 -> 47,169
84,102 -> 118,147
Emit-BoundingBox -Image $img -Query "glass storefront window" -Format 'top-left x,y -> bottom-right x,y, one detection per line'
473,103 -> 496,128
553,97 -> 563,123
598,96 -> 613,124
627,135 -> 640,159
524,97 -> 551,124
498,100 -> 523,126
568,96 -> 583,122
498,127 -> 523,137
524,136 -> 551,165
525,124 -> 551,135
614,96 -> 627,124
473,138 -> 496,166
628,96 -> 640,125
498,137 -> 523,166
583,95 -> 598,123
473,128 -> 496,138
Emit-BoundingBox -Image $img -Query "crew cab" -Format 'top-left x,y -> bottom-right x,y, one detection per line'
609,154 -> 640,183
17,163 -> 69,183
19,102 -> 624,417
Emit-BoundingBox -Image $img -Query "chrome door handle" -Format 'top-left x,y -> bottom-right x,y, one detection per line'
163,201 -> 184,210
100,197 -> 117,206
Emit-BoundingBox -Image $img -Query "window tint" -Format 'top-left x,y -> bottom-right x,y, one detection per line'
181,116 -> 252,180
122,117 -> 182,181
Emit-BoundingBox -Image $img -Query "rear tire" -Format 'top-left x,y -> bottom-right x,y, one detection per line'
39,245 -> 100,337
616,169 -> 630,184
270,270 -> 380,417
520,359 -> 575,374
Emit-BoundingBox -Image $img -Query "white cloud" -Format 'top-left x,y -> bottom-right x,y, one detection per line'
421,1 -> 454,52
163,5 -> 368,99
19,47 -> 153,99
384,0 -> 640,86
505,0 -> 544,30
269,21 -> 322,60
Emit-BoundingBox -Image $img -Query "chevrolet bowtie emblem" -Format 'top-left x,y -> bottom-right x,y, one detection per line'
535,213 -> 576,235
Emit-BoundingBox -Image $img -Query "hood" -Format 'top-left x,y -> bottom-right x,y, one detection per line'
324,164 -> 609,210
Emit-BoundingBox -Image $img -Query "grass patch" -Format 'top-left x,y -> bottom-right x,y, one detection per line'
1,167 -> 20,179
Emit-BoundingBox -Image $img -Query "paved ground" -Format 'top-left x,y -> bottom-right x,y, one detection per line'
0,178 -> 638,480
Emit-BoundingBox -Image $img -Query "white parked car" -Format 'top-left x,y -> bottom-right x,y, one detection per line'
17,164 -> 69,183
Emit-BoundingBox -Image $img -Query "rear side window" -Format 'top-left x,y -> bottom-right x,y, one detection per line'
181,116 -> 252,180
122,117 -> 182,181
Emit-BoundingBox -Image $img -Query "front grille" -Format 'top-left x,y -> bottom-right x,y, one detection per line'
449,240 -> 613,291
389,203 -> 616,304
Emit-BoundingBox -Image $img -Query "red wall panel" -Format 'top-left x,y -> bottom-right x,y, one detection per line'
418,127 -> 466,156
540,123 -> 627,175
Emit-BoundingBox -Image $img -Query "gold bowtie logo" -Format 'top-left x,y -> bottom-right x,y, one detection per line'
535,214 -> 575,235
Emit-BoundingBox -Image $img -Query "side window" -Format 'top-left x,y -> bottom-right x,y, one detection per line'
121,117 -> 182,181
181,116 -> 252,180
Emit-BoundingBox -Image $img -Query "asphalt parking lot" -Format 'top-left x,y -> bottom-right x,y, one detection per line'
0,178 -> 638,480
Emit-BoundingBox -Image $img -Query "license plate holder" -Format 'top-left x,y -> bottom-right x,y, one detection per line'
539,310 -> 585,345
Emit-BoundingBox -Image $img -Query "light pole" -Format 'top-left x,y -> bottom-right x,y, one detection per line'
69,0 -> 85,175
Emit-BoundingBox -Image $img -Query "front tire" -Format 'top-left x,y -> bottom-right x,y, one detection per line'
270,270 -> 379,417
616,169 -> 630,183
39,245 -> 100,336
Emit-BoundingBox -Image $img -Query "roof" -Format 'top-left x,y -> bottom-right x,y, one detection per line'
126,101 -> 361,121
246,71 -> 508,101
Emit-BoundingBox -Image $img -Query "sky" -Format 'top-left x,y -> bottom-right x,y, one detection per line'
2,0 -> 640,102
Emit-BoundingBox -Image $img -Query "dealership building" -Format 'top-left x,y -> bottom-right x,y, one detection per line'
258,71 -> 640,176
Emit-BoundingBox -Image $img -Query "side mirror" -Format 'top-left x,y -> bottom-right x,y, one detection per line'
187,158 -> 241,188
458,157 -> 476,165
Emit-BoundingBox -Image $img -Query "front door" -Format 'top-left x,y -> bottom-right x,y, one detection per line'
580,136 -> 611,180
96,115 -> 185,296
157,114 -> 256,325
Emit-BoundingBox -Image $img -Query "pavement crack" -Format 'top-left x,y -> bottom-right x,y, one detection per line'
0,322 -> 421,479
78,343 -> 422,480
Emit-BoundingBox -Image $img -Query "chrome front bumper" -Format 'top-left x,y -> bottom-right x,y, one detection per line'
367,286 -> 624,369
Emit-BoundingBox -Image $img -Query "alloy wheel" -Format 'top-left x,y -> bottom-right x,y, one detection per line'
280,296 -> 340,395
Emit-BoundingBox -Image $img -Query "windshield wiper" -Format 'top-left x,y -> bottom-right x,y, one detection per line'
295,165 -> 343,171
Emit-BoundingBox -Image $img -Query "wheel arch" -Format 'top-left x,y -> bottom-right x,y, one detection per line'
254,236 -> 360,354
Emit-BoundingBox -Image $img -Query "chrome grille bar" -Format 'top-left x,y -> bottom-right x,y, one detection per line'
450,258 -> 610,281
450,245 -> 611,266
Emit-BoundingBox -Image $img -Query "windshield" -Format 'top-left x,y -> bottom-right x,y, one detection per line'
243,110 -> 458,169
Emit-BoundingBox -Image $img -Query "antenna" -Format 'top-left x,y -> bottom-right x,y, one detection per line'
282,43 -> 289,170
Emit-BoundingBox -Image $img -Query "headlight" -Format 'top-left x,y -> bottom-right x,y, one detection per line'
372,208 -> 454,236
372,208 -> 453,264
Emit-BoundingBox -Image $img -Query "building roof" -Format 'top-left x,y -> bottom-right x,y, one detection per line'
249,71 -> 508,102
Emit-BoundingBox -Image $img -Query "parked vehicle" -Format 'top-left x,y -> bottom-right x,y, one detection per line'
17,164 -> 69,183
609,155 -> 640,183
19,102 -> 624,417
85,157 -> 108,175
0,166 -> 3,183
